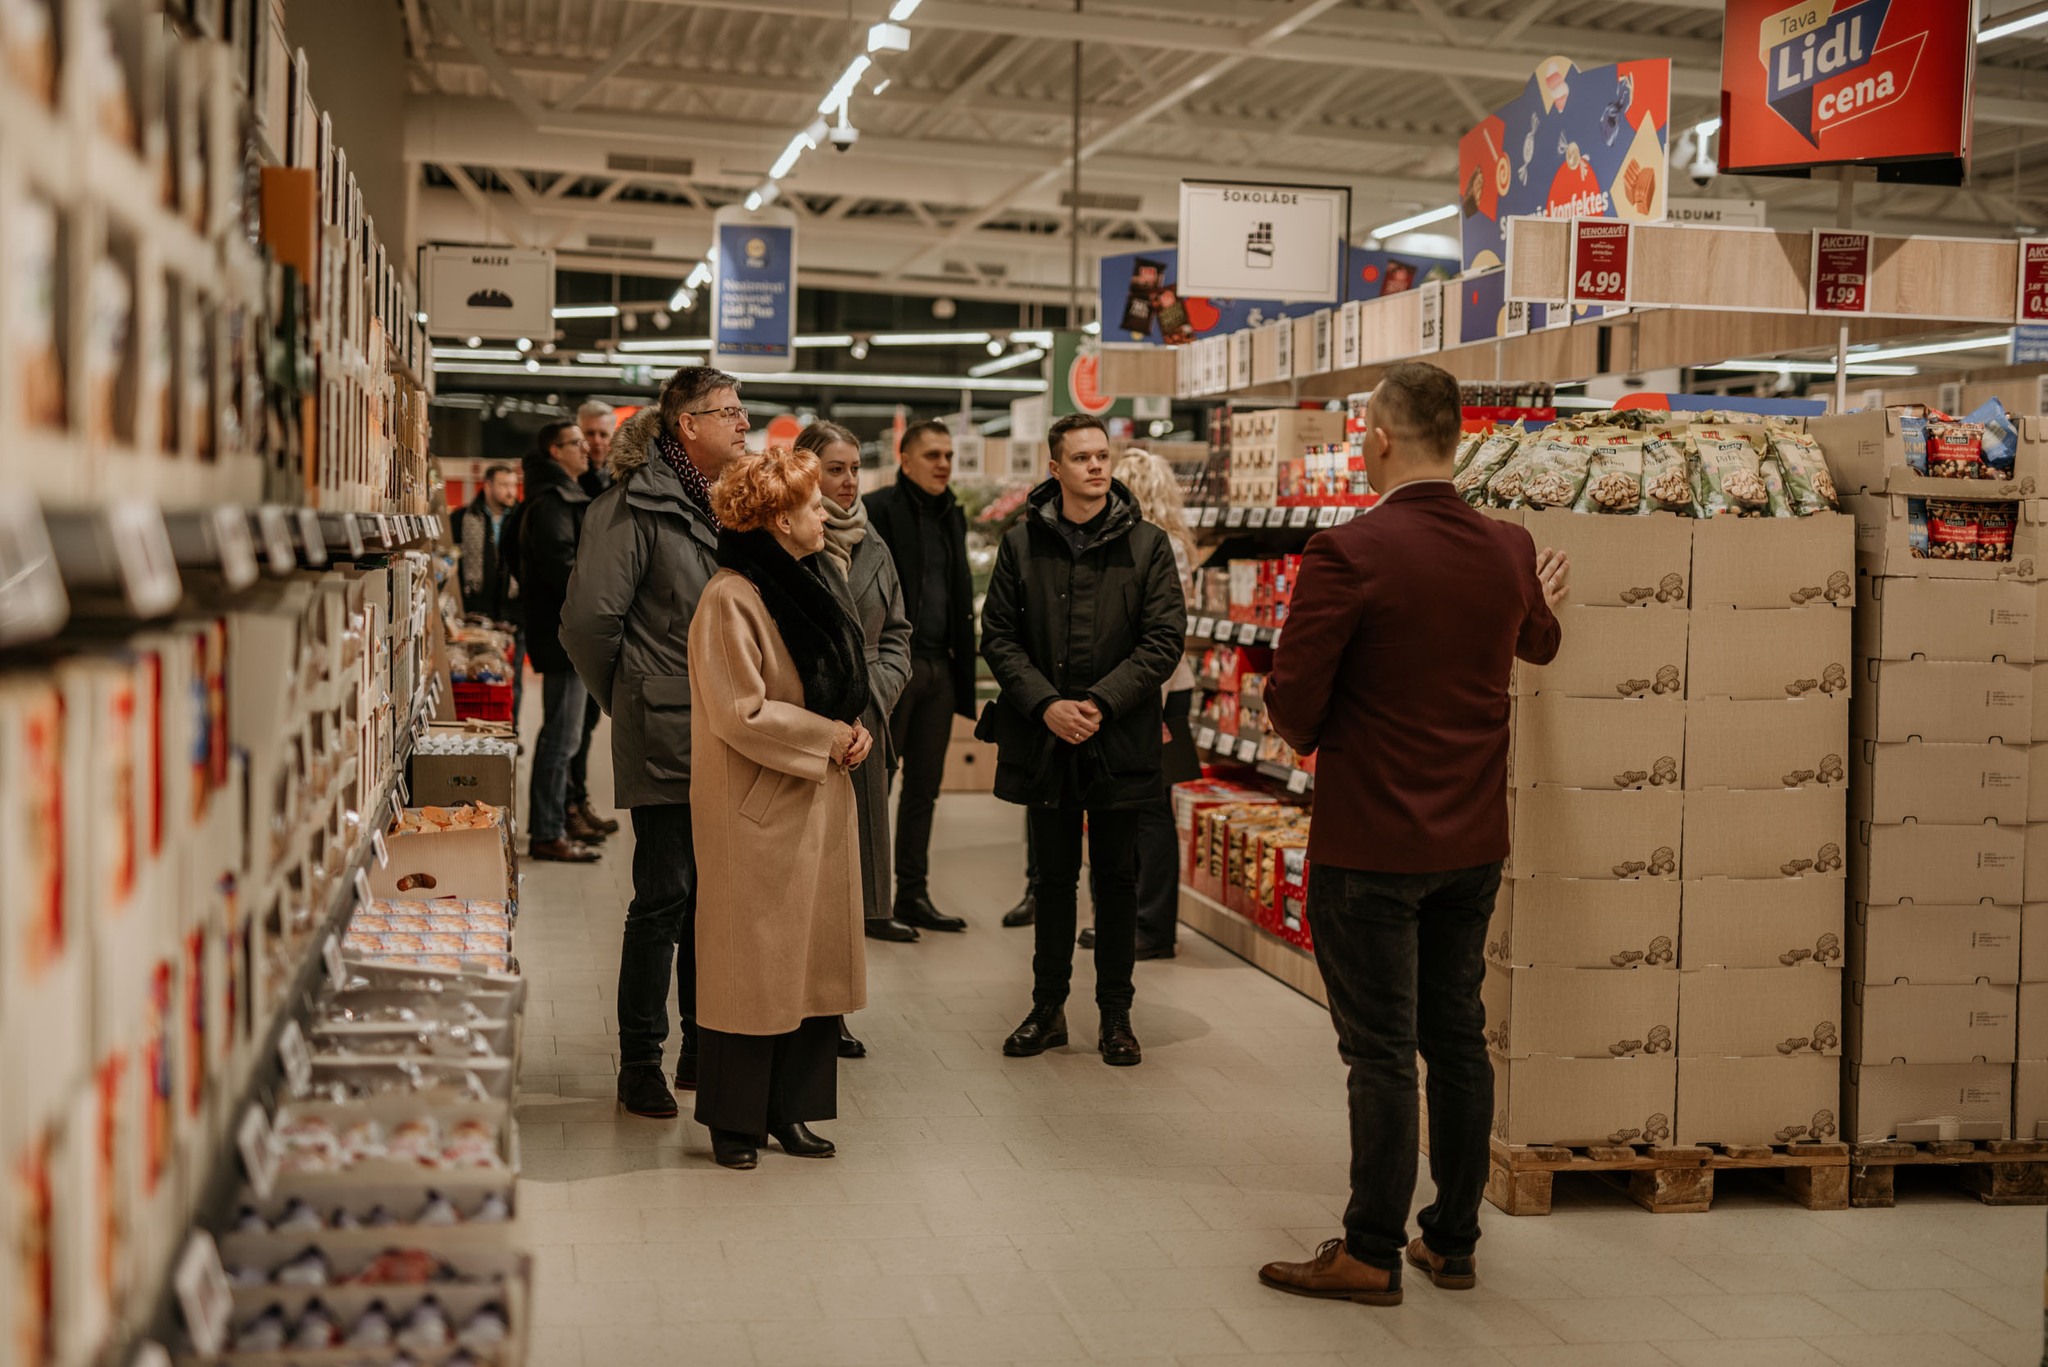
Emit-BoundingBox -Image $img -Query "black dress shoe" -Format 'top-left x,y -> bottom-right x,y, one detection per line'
1001,893 -> 1037,928
1003,1005 -> 1069,1057
864,918 -> 920,943
1077,927 -> 1096,950
770,1123 -> 836,1158
710,1129 -> 759,1169
674,1032 -> 699,1091
1133,940 -> 1177,961
896,896 -> 967,932
838,1022 -> 867,1059
1099,1009 -> 1143,1066
617,1064 -> 677,1119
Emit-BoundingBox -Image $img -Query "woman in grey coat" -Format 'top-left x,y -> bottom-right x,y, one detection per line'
799,422 -> 914,1059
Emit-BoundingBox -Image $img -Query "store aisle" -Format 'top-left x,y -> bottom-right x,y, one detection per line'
511,718 -> 2040,1367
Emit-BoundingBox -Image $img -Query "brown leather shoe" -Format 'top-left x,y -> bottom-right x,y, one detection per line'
1258,1238 -> 1402,1306
1404,1237 -> 1476,1290
570,801 -> 621,836
566,808 -> 609,844
530,837 -> 600,863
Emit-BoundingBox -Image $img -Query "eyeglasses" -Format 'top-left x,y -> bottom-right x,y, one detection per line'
687,405 -> 749,425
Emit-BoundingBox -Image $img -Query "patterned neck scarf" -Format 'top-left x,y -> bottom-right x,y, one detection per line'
656,426 -> 723,531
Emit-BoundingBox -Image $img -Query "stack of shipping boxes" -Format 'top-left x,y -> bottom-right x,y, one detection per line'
1814,410 -> 2039,1142
1485,505 -> 1854,1149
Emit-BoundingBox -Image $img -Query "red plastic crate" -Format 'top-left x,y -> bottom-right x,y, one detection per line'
452,679 -> 515,722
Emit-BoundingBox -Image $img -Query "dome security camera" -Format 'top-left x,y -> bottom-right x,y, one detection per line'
829,124 -> 860,152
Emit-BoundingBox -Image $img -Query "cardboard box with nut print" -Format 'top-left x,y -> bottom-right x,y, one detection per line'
1514,607 -> 1688,700
1482,962 -> 1679,1059
1681,786 -> 1846,881
1856,575 -> 2036,663
1845,1061 -> 2013,1142
1675,1054 -> 1841,1147
1853,820 -> 2025,906
1851,903 -> 2021,986
1488,877 -> 1679,970
1493,1055 -> 1677,1147
1691,514 -> 1855,610
1518,509 -> 1691,609
1511,694 -> 1684,791
1678,968 -> 1842,1058
1852,659 -> 2032,745
1849,981 -> 2017,1063
1687,607 -> 1852,702
1509,786 -> 1682,880
1685,697 -> 1847,791
1851,739 -> 2029,826
1813,407 -> 2047,500
1682,878 -> 1845,970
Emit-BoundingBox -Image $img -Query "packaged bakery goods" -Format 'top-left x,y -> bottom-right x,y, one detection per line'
1768,429 -> 1839,514
1927,420 -> 1987,478
1693,430 -> 1770,516
1455,431 -> 1521,504
11,194 -> 66,429
1641,435 -> 1696,514
1575,436 -> 1644,514
1,0 -> 57,104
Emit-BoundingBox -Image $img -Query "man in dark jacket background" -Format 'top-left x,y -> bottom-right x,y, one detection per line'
520,422 -> 598,865
564,400 -> 621,842
865,420 -> 977,938
978,413 -> 1185,1067
450,462 -> 525,715
561,367 -> 744,1120
1257,361 -> 1569,1307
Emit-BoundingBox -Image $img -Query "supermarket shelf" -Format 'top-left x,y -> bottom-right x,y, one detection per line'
1178,885 -> 1326,1008
1189,503 -> 1367,533
1185,615 -> 1281,648
1192,724 -> 1314,794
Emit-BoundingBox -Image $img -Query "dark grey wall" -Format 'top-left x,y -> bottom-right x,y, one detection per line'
284,0 -> 411,253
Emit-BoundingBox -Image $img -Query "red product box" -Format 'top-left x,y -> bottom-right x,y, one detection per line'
1275,844 -> 1312,949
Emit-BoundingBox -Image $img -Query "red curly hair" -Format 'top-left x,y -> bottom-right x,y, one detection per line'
711,444 -> 821,531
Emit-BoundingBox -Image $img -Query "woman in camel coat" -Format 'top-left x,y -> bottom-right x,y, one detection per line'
689,445 -> 875,1170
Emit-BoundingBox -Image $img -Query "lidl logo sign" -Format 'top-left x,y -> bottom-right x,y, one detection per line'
1757,0 -> 1927,145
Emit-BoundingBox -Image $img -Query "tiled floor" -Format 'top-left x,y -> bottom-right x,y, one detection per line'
515,717 -> 2043,1366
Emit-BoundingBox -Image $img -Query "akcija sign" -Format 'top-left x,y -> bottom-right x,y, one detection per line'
1720,0 -> 1975,175
1810,230 -> 1871,314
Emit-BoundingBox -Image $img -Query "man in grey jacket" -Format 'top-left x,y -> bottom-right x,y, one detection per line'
561,366 -> 748,1120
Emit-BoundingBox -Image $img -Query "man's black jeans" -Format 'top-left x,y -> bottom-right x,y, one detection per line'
1027,806 -> 1141,1011
618,803 -> 698,1068
1305,860 -> 1500,1273
889,654 -> 956,904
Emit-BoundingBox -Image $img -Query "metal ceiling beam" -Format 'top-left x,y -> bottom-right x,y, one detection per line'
551,8 -> 683,112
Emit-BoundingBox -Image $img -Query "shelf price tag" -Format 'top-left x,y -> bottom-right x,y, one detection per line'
1195,616 -> 1215,638
1286,769 -> 1311,795
341,516 -> 365,559
173,1232 -> 234,1355
372,827 -> 389,867
1195,727 -> 1215,750
0,497 -> 68,647
211,506 -> 260,589
1247,507 -> 1268,528
1269,628 -> 1282,649
1225,507 -> 1247,528
255,507 -> 296,573
1289,507 -> 1312,528
1316,506 -> 1338,527
322,934 -> 347,991
236,1105 -> 278,1199
1213,620 -> 1235,642
1570,221 -> 1633,306
277,1019 -> 313,1095
1810,230 -> 1871,315
1200,506 -> 1219,527
295,508 -> 328,567
2020,239 -> 2048,324
107,500 -> 182,617
354,866 -> 374,910
1337,508 -> 1359,524
1418,280 -> 1444,354
1236,739 -> 1258,763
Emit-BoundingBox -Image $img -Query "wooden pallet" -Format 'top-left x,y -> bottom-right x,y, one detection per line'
1487,1139 -> 1850,1216
1848,1138 -> 2048,1208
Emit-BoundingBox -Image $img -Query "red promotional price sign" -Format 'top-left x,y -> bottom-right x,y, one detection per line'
1570,221 -> 1632,306
2020,239 -> 2048,325
1810,230 -> 1871,315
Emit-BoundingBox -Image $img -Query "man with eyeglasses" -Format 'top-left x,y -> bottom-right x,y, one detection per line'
520,420 -> 600,865
562,366 -> 752,1120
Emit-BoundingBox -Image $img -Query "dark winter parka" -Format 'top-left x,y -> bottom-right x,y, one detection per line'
517,458 -> 591,673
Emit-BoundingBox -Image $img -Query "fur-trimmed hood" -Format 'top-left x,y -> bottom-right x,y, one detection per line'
607,405 -> 666,478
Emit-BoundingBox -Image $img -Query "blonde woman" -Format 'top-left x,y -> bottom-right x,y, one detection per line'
1114,449 -> 1203,958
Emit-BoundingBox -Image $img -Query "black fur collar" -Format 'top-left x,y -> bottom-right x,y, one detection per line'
716,529 -> 872,724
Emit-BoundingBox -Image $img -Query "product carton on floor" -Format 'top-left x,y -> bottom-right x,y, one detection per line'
2018,1062 -> 2048,1139
1684,697 -> 1847,791
1852,820 -> 2026,907
1675,1054 -> 1841,1147
2020,982 -> 2048,1060
1507,785 -> 1681,880
1849,981 -> 2018,1064
1487,877 -> 1678,970
1677,967 -> 1843,1057
1855,574 -> 2037,663
1481,962 -> 1677,1059
1510,694 -> 1685,790
1851,739 -> 2029,826
1845,1061 -> 2013,1142
1686,607 -> 1852,702
1855,658 -> 2033,744
1515,508 -> 1692,609
1851,903 -> 2021,985
1690,513 -> 1855,610
1681,878 -> 1845,969
1492,1055 -> 1676,1147
1681,787 -> 1846,881
371,811 -> 516,906
1514,606 -> 1689,699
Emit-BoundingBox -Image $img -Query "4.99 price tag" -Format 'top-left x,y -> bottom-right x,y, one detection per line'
1570,221 -> 1632,306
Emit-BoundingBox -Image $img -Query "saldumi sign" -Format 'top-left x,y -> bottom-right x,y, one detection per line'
1719,0 -> 1975,176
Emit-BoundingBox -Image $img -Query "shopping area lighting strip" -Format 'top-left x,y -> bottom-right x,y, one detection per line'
1849,331 -> 2015,362
1982,6 -> 2048,42
819,56 -> 873,114
870,330 -> 992,346
431,347 -> 523,362
889,0 -> 923,17
1371,204 -> 1458,238
552,304 -> 620,319
968,347 -> 1045,377
1703,360 -> 1919,376
433,361 -> 1045,392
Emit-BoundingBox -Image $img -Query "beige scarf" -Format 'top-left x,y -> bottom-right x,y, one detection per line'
820,491 -> 868,580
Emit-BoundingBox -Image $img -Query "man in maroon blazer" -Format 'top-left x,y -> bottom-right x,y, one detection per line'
1256,362 -> 1568,1306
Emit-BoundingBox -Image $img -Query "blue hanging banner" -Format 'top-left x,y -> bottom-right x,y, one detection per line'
712,205 -> 797,373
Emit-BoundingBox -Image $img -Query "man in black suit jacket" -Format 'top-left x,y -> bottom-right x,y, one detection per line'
864,420 -> 977,936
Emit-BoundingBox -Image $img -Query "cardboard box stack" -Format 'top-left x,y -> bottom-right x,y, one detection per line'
1812,408 -> 2042,1142
1488,508 -> 1854,1148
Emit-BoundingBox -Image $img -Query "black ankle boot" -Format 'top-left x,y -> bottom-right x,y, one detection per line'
1001,892 -> 1036,928
770,1123 -> 836,1158
616,1064 -> 677,1118
1098,1009 -> 1142,1066
710,1129 -> 759,1169
838,1022 -> 867,1059
1003,1004 -> 1069,1057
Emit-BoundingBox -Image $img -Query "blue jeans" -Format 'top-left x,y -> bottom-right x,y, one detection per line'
529,669 -> 587,842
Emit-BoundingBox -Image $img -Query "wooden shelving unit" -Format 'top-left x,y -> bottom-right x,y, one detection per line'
1178,886 -> 1326,1007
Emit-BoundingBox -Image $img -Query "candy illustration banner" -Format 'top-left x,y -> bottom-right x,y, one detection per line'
1098,246 -> 1456,347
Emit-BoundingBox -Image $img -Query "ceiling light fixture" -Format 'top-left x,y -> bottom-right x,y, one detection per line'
745,189 -> 764,211
850,338 -> 870,360
770,132 -> 813,181
465,336 -> 482,347
1850,331 -> 2015,362
871,330 -> 992,346
968,347 -> 1046,377
819,56 -> 872,114
618,337 -> 713,351
868,21 -> 911,53
551,304 -> 620,319
1701,360 -> 1919,376
1982,7 -> 2048,42
888,0 -> 923,17
986,338 -> 1006,356
1370,204 -> 1459,238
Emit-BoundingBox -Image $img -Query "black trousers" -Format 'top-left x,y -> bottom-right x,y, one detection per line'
1027,806 -> 1141,1012
617,803 -> 698,1068
566,694 -> 603,808
1305,860 -> 1500,1272
1132,798 -> 1179,949
889,654 -> 957,903
694,1015 -> 839,1138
